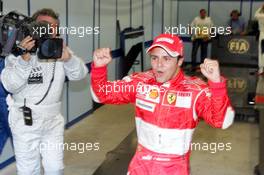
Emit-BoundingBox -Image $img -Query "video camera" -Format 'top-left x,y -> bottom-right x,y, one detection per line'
0,10 -> 63,59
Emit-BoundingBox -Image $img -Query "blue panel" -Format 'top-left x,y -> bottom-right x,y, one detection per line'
0,0 -> 28,168
0,139 -> 14,165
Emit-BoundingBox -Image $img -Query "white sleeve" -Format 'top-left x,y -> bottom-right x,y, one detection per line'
190,17 -> 197,27
1,54 -> 33,93
63,48 -> 88,81
255,7 -> 264,19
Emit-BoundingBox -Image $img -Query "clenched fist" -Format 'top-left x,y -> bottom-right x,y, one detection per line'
93,48 -> 112,68
200,58 -> 221,83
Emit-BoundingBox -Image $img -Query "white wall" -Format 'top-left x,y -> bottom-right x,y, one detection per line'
143,0 -> 153,41
163,0 -> 172,30
210,1 -> 240,27
153,0 -> 163,36
100,0 -> 117,81
67,0 -> 94,122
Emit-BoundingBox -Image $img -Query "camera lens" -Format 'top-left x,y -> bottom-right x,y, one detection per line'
38,38 -> 63,59
40,39 -> 57,57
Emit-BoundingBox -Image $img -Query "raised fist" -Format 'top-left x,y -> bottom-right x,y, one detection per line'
93,48 -> 112,68
200,58 -> 221,83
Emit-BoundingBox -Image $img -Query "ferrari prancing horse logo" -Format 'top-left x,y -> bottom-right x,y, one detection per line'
167,93 -> 176,104
162,91 -> 192,108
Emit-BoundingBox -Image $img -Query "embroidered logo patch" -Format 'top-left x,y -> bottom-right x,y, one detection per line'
28,66 -> 43,84
136,99 -> 156,112
175,92 -> 192,108
149,89 -> 159,99
137,84 -> 160,103
162,91 -> 192,108
162,91 -> 177,106
167,93 -> 176,104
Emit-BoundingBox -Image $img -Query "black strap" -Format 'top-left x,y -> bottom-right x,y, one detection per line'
35,62 -> 56,105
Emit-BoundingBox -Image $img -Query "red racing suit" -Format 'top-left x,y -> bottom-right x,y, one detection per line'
90,64 -> 235,175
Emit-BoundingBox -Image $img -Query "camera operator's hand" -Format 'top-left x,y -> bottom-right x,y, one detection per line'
57,44 -> 72,62
93,48 -> 112,68
19,36 -> 35,61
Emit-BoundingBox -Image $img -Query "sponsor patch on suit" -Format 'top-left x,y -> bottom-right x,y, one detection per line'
162,91 -> 192,108
175,91 -> 192,108
162,91 -> 177,106
136,99 -> 156,112
136,84 -> 160,103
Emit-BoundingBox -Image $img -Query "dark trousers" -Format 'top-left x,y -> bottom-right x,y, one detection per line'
191,39 -> 209,67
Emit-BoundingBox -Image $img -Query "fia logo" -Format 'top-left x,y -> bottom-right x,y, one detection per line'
227,77 -> 247,92
228,39 -> 249,54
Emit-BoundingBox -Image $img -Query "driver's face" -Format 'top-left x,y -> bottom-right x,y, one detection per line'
150,47 -> 183,83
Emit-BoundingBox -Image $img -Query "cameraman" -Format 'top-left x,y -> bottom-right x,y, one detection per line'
1,8 -> 88,175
